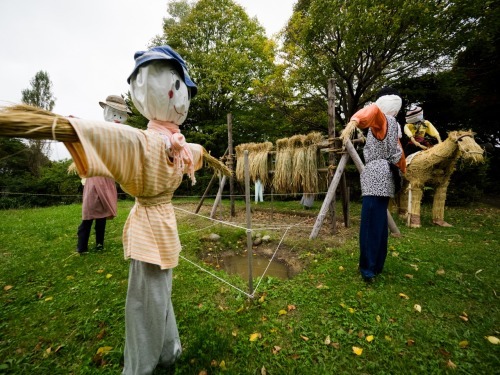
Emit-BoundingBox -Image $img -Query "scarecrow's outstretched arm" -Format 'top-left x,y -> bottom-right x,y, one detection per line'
0,104 -> 231,177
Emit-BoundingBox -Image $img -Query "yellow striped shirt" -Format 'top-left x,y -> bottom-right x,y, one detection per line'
65,118 -> 203,269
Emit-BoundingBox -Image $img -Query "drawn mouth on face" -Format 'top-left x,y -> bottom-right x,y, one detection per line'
174,106 -> 185,116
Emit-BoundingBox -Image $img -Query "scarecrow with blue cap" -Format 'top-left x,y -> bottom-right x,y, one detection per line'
65,45 -> 206,374
0,45 -> 230,374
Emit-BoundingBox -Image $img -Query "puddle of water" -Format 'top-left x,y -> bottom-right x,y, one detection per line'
220,254 -> 291,280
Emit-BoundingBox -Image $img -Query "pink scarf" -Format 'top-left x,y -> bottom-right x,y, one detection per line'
147,120 -> 196,184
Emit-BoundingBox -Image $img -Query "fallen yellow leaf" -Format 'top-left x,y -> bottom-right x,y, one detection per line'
348,308 -> 355,314
446,359 -> 457,369
278,309 -> 287,316
339,266 -> 344,271
249,333 -> 261,342
486,336 -> 499,344
272,345 -> 281,354
410,264 -> 419,271
459,340 -> 469,348
261,365 -> 267,375
300,335 -> 309,341
44,296 -> 53,302
391,251 -> 399,257
436,269 -> 445,275
352,346 -> 363,355
324,335 -> 331,345
3,285 -> 13,291
366,335 -> 374,342
96,269 -> 104,273
385,335 -> 392,341
404,274 -> 414,279
287,304 -> 296,311
399,293 -> 410,300
106,274 -> 112,279
376,315 -> 381,323
232,330 -> 238,337
219,360 -> 226,370
96,346 -> 113,355
414,304 -> 422,313
258,295 -> 265,303
406,339 -> 415,346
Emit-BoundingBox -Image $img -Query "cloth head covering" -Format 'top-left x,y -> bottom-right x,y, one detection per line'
99,95 -> 131,114
375,95 -> 402,117
127,45 -> 197,98
406,106 -> 424,123
130,60 -> 191,124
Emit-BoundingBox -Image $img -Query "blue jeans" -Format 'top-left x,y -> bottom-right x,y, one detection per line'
359,196 -> 389,279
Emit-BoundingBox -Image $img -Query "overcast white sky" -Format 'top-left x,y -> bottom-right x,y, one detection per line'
0,0 -> 295,160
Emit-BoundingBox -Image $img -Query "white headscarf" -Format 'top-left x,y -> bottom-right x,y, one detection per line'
375,94 -> 402,117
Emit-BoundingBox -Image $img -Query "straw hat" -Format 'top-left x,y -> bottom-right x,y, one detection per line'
99,95 -> 131,114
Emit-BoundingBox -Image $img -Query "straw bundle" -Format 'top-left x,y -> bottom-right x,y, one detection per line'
290,135 -> 306,194
249,142 -> 273,186
0,104 -> 77,142
272,137 -> 293,194
302,132 -> 324,193
235,142 -> 257,182
0,104 -> 231,177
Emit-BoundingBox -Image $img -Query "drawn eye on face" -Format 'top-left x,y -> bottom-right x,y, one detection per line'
175,79 -> 180,90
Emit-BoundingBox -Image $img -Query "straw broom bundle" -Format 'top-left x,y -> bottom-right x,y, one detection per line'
272,137 -> 293,194
0,104 -> 231,176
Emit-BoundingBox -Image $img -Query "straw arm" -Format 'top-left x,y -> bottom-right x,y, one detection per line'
0,105 -> 78,142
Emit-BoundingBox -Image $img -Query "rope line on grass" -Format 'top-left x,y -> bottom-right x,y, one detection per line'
175,205 -> 315,298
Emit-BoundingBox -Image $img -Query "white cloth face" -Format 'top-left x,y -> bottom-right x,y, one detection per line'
103,106 -> 129,123
130,61 -> 190,124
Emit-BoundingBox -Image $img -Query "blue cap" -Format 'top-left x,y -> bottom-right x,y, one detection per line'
127,45 -> 198,98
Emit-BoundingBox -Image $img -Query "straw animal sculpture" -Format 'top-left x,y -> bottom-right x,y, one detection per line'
272,137 -> 293,194
398,130 -> 484,228
0,104 -> 231,177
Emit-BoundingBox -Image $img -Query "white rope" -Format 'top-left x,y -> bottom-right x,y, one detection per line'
179,254 -> 254,298
175,204 -> 315,297
174,206 -> 250,231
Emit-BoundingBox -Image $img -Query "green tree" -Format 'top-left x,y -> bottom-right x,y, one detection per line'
274,0 -> 482,134
152,0 -> 277,154
21,70 -> 56,176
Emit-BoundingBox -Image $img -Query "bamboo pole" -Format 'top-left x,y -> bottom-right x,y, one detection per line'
310,152 -> 350,239
244,150 -> 254,296
327,79 -> 337,233
210,175 -> 227,219
227,113 -> 235,217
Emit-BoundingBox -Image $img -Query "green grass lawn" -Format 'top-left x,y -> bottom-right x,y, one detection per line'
0,198 -> 499,374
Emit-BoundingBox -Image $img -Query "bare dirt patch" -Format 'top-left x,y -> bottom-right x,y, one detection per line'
175,202 -> 358,276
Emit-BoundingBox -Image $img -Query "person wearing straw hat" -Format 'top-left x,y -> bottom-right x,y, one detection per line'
340,87 -> 406,283
403,105 -> 442,156
76,95 -> 130,254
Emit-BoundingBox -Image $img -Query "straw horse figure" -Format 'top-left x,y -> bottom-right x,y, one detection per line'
398,130 -> 484,228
